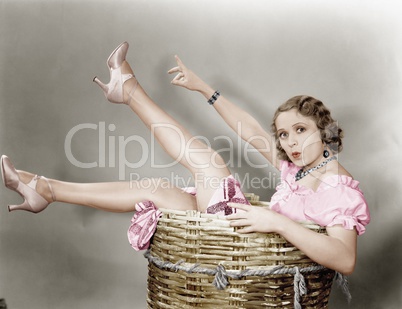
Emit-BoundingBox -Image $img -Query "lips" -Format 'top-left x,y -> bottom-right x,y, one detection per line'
292,152 -> 301,159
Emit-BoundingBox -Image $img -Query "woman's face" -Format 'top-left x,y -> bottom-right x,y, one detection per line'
275,109 -> 324,167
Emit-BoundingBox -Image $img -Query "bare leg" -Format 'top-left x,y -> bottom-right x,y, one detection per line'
4,44 -> 229,214
120,61 -> 231,212
17,170 -> 196,212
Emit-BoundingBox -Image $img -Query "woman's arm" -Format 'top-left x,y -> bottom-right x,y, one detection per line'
226,203 -> 357,275
168,56 -> 279,169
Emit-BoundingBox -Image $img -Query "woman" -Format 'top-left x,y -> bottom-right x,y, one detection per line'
1,42 -> 370,275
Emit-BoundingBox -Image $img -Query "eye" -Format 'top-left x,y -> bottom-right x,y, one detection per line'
278,131 -> 288,139
296,127 -> 306,134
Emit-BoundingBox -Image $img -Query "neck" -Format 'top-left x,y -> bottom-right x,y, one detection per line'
295,156 -> 337,181
304,156 -> 330,170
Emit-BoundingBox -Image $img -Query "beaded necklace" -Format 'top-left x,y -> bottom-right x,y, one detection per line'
295,156 -> 337,181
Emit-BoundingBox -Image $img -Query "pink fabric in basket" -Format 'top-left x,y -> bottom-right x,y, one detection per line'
127,175 -> 249,251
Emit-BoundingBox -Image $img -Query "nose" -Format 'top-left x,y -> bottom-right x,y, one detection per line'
288,134 -> 297,147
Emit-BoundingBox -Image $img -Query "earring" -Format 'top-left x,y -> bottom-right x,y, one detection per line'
323,146 -> 330,158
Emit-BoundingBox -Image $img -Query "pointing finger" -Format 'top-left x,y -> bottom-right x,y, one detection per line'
175,55 -> 186,69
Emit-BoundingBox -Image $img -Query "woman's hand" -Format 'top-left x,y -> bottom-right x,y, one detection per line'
226,203 -> 286,234
228,203 -> 358,274
168,55 -> 213,94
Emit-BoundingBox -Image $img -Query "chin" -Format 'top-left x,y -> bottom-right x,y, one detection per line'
288,157 -> 304,167
289,155 -> 317,167
293,161 -> 304,167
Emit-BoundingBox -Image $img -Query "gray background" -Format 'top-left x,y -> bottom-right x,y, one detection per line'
0,0 -> 401,308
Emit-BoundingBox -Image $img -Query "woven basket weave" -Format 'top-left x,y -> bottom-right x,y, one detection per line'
146,194 -> 335,308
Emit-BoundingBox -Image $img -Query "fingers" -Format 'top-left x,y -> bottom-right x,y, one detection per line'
169,55 -> 185,86
171,72 -> 186,86
172,72 -> 185,81
226,203 -> 255,234
167,55 -> 186,74
175,55 -> 186,68
229,219 -> 255,233
226,214 -> 238,220
228,202 -> 250,212
229,219 -> 250,227
226,212 -> 247,220
168,66 -> 182,75
236,226 -> 254,234
226,203 -> 251,220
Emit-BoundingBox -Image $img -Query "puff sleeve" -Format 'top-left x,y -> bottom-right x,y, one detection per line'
303,176 -> 370,235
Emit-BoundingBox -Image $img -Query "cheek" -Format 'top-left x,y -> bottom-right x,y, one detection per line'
278,139 -> 287,151
301,131 -> 322,152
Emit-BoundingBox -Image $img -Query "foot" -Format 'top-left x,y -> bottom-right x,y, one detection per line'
93,42 -> 140,105
17,170 -> 54,204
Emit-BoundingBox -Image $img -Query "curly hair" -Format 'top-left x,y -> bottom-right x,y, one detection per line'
271,95 -> 344,162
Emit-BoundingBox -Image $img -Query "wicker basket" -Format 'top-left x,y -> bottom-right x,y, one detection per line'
145,194 -> 335,308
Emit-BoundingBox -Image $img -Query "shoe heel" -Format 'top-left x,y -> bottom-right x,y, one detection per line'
8,186 -> 49,213
93,76 -> 109,95
1,155 -> 53,213
93,42 -> 136,104
8,201 -> 32,212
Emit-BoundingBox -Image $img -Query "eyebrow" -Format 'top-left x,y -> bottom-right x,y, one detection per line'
292,122 -> 308,127
276,122 -> 308,133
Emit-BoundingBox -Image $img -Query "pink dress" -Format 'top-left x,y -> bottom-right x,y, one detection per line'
127,161 -> 370,251
270,161 -> 370,235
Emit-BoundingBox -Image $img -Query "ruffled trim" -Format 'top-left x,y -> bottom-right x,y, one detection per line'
303,185 -> 371,235
271,160 -> 370,235
327,215 -> 368,235
127,201 -> 162,251
315,175 -> 361,193
280,160 -> 362,195
280,160 -> 300,182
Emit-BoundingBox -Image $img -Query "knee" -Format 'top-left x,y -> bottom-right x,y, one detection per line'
209,150 -> 227,169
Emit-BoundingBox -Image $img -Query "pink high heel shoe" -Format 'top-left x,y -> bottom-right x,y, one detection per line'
93,41 -> 138,104
1,155 -> 55,213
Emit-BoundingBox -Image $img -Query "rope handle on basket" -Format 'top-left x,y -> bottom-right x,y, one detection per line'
294,267 -> 307,309
213,264 -> 229,289
144,250 -> 352,306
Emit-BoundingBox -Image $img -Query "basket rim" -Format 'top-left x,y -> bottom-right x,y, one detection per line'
157,207 -> 322,230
